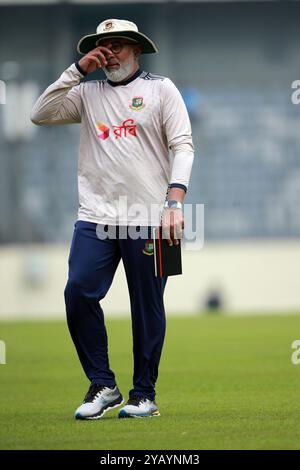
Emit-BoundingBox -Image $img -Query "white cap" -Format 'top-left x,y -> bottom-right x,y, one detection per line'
77,19 -> 158,55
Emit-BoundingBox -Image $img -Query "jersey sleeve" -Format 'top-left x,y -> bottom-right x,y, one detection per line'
161,78 -> 195,190
30,63 -> 84,125
161,78 -> 194,151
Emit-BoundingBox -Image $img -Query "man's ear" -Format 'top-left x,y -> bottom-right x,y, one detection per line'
133,46 -> 142,59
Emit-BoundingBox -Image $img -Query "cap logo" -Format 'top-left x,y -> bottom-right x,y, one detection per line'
104,21 -> 113,30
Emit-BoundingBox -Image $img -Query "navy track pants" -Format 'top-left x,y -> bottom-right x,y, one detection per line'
64,221 -> 167,401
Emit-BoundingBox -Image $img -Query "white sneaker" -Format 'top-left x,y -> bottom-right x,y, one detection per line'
118,396 -> 160,418
75,384 -> 123,420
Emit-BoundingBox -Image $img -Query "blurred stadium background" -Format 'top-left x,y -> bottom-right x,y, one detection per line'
0,0 -> 300,319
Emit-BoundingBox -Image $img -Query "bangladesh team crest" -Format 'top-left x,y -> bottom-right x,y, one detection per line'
129,96 -> 145,111
142,239 -> 154,256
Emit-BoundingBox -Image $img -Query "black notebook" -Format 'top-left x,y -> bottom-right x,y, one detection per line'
153,226 -> 182,278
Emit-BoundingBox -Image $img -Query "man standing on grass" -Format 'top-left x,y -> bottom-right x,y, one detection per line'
31,19 -> 194,419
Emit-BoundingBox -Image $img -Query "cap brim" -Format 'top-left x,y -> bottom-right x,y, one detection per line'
77,31 -> 158,55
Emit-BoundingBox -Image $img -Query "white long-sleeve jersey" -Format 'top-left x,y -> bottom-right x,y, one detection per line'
31,63 -> 194,226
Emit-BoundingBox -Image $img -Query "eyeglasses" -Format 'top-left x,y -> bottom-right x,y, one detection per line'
96,41 -> 137,55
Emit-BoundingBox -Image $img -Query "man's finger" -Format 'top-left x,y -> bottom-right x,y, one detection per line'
175,222 -> 183,240
171,223 -> 182,246
161,222 -> 172,246
92,51 -> 108,66
90,46 -> 111,55
89,57 -> 102,67
162,224 -> 170,241
168,212 -> 176,246
169,222 -> 175,244
96,46 -> 114,55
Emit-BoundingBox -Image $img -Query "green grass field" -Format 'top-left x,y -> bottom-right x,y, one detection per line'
0,314 -> 300,450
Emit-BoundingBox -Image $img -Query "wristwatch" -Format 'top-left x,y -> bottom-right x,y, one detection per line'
164,200 -> 183,210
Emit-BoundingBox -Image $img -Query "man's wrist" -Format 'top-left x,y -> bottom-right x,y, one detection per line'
75,61 -> 87,76
164,200 -> 183,210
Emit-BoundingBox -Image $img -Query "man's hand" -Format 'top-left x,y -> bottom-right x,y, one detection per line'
78,46 -> 112,75
161,208 -> 184,246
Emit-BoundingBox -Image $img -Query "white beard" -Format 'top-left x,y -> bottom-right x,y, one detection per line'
103,52 -> 136,82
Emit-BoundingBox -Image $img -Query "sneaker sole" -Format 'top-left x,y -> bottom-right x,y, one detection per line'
118,409 -> 160,419
75,396 -> 124,420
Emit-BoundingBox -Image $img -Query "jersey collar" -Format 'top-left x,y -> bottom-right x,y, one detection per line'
106,68 -> 143,87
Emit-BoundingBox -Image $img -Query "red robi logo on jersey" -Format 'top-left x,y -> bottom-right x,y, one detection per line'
96,119 -> 137,140
97,122 -> 110,140
112,119 -> 137,139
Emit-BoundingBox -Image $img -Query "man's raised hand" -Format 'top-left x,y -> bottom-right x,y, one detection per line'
78,46 -> 112,74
